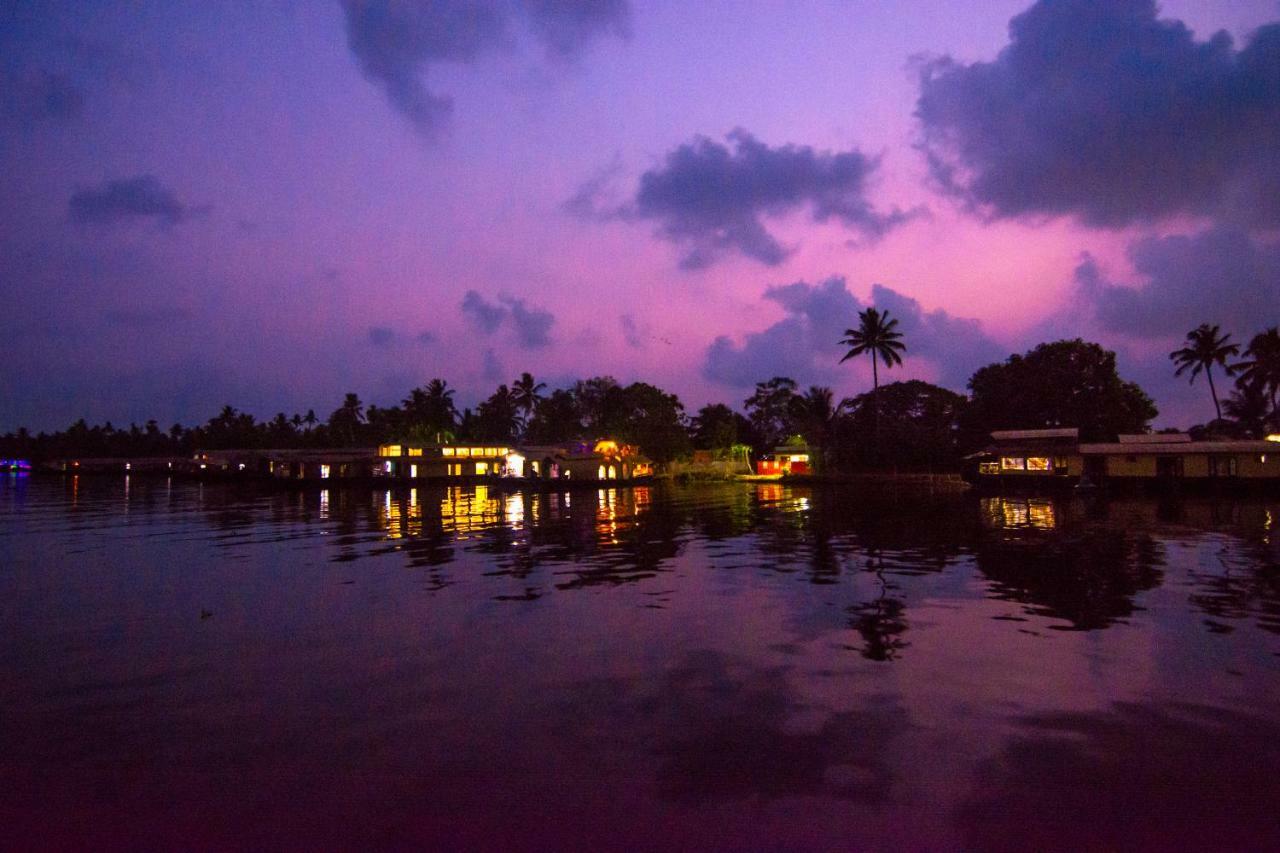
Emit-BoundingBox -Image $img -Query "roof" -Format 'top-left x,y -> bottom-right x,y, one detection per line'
989,428 -> 1079,441
1080,440 -> 1275,455
1117,433 -> 1190,444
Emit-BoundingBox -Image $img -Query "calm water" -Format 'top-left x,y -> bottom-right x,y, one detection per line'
3,475 -> 1280,850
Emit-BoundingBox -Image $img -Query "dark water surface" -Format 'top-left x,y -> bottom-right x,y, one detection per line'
3,475 -> 1280,850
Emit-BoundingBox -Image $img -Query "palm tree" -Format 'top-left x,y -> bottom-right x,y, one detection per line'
839,307 -> 906,444
1170,324 -> 1238,421
790,386 -> 844,471
404,378 -> 458,442
511,372 -> 546,429
1233,327 -> 1280,427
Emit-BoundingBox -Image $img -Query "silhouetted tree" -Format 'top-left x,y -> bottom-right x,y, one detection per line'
524,389 -> 582,443
691,403 -> 753,451
744,377 -> 798,451
840,307 -> 906,446
964,340 -> 1157,443
1170,324 -> 1238,422
511,372 -> 546,432
1234,327 -> 1280,427
473,385 -> 522,442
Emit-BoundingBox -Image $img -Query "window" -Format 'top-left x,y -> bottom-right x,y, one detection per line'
1210,456 -> 1238,477
320,464 -> 331,479
408,448 -> 422,457
598,465 -> 606,479
409,464 -> 418,478
978,461 -> 1000,475
476,462 -> 489,475
608,465 -> 617,480
1026,457 -> 1050,472
442,447 -> 455,457
1001,457 -> 1025,471
384,461 -> 393,474
380,445 -> 401,457
1053,456 -> 1070,475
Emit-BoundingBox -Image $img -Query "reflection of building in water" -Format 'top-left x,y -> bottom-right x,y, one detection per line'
981,496 -> 1057,529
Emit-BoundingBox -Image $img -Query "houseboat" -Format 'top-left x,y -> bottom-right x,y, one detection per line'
755,441 -> 814,476
967,430 -> 1280,490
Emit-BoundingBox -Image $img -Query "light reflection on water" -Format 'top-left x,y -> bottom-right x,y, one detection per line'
2,476 -> 1279,850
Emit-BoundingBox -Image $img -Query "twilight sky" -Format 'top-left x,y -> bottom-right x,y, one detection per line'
3,0 -> 1279,432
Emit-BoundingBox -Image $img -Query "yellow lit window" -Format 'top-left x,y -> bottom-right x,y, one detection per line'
1026,457 -> 1050,472
442,448 -> 455,457
320,464 -> 331,479
408,448 -> 422,457
598,465 -> 606,479
470,448 -> 484,457
476,462 -> 488,475
380,444 -> 402,457
979,461 -> 1000,475
1001,457 -> 1025,471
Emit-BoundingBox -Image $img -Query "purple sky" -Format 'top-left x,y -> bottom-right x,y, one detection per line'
3,0 -> 1279,431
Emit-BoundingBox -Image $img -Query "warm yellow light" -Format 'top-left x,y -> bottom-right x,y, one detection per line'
1026,457 -> 1050,471
408,448 -> 422,457
1268,434 -> 1280,443
594,440 -> 619,456
443,447 -> 455,457
380,444 -> 402,457
1001,457 -> 1025,471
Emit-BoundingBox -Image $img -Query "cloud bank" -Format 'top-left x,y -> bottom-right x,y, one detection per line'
916,0 -> 1280,227
460,290 -> 555,348
340,0 -> 630,137
1078,226 -> 1280,339
704,276 -> 1001,389
615,130 -> 915,269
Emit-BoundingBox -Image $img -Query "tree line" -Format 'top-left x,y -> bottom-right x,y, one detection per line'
5,311 -> 1278,471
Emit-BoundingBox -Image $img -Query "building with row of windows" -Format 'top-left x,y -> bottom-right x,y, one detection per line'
966,429 -> 1280,487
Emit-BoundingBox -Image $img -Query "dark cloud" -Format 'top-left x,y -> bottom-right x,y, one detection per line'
459,290 -> 555,347
367,325 -> 396,347
916,0 -> 1280,227
620,313 -> 643,348
866,284 -> 1005,386
1078,226 -> 1280,339
68,176 -> 191,227
522,0 -> 630,59
502,295 -> 554,348
619,130 -> 915,269
703,275 -> 1001,389
461,289 -> 508,333
417,330 -> 436,346
2,68 -> 84,121
340,0 -> 630,137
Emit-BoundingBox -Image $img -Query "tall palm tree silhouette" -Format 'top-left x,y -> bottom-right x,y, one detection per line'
511,372 -> 546,431
1170,324 -> 1238,421
1234,327 -> 1280,427
840,307 -> 906,447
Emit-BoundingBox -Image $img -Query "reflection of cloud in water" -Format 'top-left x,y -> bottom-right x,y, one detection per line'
960,702 -> 1280,851
558,650 -> 907,806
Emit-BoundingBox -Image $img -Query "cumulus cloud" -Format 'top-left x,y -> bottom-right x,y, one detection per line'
610,129 -> 915,269
340,0 -> 630,137
916,0 -> 1280,227
68,176 -> 192,226
459,290 -> 555,347
1078,226 -> 1280,339
703,276 -> 1001,389
461,289 -> 508,333
503,295 -> 554,348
